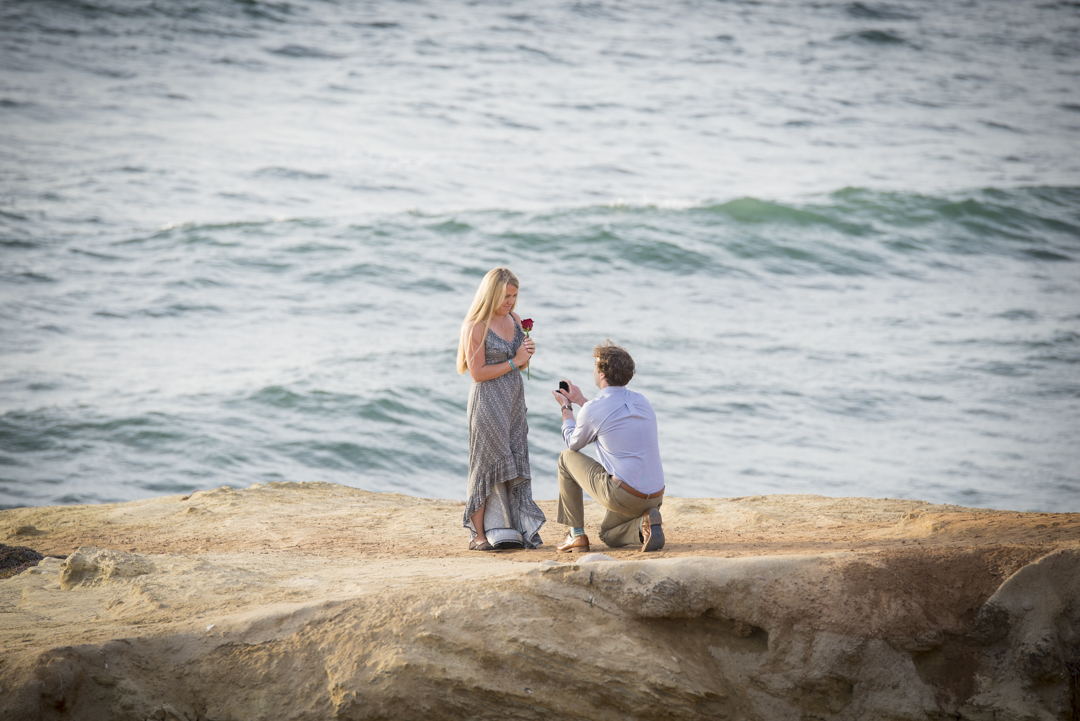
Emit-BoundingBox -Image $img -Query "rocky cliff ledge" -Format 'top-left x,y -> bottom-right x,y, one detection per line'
1,482 -> 1077,721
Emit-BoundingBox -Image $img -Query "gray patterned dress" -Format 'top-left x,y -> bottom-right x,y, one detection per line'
463,318 -> 546,547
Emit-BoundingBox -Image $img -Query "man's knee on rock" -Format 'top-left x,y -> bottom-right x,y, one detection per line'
598,528 -> 628,547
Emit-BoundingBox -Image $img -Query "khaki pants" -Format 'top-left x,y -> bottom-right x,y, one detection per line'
556,449 -> 663,548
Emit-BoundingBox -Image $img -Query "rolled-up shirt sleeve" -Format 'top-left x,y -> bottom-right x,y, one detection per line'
561,402 -> 599,451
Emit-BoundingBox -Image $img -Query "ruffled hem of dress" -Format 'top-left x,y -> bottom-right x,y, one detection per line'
463,453 -> 544,547
508,482 -> 547,548
465,451 -> 530,517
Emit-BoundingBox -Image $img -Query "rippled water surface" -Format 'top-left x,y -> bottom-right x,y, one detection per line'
2,0 -> 1078,511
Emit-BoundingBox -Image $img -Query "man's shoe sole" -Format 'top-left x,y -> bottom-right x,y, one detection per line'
642,508 -> 664,552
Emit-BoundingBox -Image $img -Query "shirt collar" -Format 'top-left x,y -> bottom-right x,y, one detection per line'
594,385 -> 628,400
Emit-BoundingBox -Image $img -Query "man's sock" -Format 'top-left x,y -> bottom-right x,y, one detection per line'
571,527 -> 585,537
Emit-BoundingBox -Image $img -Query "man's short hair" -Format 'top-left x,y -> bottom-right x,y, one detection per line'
594,340 -> 635,386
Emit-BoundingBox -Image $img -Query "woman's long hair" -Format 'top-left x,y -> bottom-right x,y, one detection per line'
457,267 -> 519,375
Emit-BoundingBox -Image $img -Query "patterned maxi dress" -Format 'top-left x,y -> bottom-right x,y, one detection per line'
463,319 -> 546,547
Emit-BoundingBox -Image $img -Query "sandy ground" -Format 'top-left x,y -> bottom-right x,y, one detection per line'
5,481 -> 1076,564
1,482 -> 1078,721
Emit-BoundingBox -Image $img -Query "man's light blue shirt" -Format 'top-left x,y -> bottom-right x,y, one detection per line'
561,384 -> 665,494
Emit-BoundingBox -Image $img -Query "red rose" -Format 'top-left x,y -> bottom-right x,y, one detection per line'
520,319 -> 533,379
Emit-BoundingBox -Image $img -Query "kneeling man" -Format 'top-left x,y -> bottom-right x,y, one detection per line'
552,341 -> 665,553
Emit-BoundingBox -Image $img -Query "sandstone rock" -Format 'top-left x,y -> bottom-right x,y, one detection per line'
0,483 -> 1076,720
6,524 -> 47,539
59,547 -> 157,590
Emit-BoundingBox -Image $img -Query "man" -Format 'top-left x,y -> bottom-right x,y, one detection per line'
551,341 -> 665,553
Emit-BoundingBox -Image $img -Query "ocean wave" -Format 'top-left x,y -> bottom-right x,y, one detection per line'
845,3 -> 920,21
0,386 -> 469,507
837,30 -> 912,46
253,167 -> 330,181
1,0 -> 298,24
93,186 -> 1080,282
0,409 -> 186,461
267,45 -> 345,60
432,186 -> 1080,279
699,197 -> 875,235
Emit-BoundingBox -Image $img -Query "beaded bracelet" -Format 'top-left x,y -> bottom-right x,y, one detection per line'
508,359 -> 518,373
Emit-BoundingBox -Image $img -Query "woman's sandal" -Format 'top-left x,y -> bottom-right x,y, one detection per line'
469,538 -> 494,551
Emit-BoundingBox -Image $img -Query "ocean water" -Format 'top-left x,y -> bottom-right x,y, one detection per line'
1,0 -> 1078,512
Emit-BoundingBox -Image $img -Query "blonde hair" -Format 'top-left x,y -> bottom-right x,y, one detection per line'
457,268 -> 520,375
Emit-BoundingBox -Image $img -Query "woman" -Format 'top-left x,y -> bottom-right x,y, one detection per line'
457,268 -> 546,551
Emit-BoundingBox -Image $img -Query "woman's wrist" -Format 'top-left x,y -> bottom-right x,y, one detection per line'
508,359 -> 517,373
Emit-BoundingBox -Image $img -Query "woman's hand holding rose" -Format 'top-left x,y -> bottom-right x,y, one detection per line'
513,340 -> 533,368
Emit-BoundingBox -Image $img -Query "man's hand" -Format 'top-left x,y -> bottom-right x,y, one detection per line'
551,389 -> 572,407
560,379 -> 587,406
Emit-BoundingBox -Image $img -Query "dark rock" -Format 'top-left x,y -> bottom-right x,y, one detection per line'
0,543 -> 44,579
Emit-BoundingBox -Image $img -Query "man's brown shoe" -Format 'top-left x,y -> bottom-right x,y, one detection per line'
641,508 -> 664,552
556,533 -> 590,553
